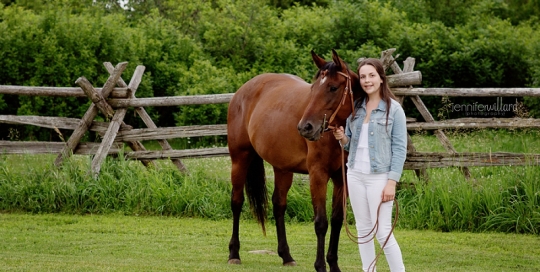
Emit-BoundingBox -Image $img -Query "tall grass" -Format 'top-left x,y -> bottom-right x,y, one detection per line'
0,129 -> 539,234
0,153 -> 314,223
397,166 -> 540,234
398,128 -> 540,234
0,154 -> 233,218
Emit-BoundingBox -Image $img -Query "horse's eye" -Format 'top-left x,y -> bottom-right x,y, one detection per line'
329,86 -> 338,92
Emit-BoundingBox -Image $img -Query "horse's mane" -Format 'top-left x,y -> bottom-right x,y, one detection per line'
314,61 -> 343,79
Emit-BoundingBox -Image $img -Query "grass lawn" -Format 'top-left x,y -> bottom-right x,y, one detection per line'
1,213 -> 539,272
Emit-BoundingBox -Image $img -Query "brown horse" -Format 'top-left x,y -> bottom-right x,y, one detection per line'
227,49 -> 360,272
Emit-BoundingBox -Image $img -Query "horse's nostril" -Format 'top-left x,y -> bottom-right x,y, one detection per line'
297,122 -> 313,134
304,122 -> 313,132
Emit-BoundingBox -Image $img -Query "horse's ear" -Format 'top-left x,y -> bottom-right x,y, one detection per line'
311,50 -> 327,69
331,49 -> 344,70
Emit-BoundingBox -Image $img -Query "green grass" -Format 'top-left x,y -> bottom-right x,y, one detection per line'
1,213 -> 539,272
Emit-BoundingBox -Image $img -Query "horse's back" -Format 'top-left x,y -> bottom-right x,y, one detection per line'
228,73 -> 311,172
229,73 -> 308,112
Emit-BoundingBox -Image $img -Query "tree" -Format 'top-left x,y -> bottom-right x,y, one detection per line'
505,0 -> 540,23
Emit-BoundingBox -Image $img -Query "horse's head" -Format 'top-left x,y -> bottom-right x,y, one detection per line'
297,49 -> 360,141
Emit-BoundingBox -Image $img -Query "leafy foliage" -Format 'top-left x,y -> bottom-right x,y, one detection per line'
0,0 -> 540,141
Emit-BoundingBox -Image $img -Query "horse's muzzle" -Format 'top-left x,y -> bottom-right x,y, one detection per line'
297,120 -> 323,141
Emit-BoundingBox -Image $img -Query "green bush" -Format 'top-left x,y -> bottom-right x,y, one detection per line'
1,0 -> 540,141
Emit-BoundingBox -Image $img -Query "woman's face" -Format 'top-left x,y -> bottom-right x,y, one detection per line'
359,64 -> 382,97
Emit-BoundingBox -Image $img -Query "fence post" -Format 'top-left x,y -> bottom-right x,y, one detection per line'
104,62 -> 188,173
54,62 -> 128,167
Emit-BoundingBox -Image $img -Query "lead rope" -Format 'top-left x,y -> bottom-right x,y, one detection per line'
337,129 -> 399,272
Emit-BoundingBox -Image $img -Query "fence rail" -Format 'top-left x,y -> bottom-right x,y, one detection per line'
2,90 -> 540,169
0,85 -> 130,98
393,88 -> 540,97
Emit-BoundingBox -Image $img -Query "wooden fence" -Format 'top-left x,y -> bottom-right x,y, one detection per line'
1,49 -> 540,178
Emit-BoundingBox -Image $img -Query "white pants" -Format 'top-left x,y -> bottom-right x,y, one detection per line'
347,170 -> 405,272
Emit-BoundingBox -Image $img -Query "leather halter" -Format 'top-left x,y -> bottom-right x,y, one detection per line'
321,70 -> 355,132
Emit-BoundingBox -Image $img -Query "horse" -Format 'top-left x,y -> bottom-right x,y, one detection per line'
227,49 -> 360,272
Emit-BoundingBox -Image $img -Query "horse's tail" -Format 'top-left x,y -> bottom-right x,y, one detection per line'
245,152 -> 268,235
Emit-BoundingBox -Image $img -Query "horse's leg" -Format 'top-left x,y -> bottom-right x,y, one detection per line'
272,167 -> 296,266
309,169 -> 330,272
327,169 -> 345,272
228,149 -> 252,264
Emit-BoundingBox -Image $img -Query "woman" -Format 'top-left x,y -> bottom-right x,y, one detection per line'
333,58 -> 407,272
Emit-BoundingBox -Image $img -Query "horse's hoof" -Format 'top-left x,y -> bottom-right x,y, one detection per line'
283,261 -> 297,266
228,259 -> 241,265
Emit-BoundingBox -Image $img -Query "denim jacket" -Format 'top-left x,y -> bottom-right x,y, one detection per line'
343,98 -> 407,181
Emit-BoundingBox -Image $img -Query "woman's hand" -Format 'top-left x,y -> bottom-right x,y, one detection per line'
333,126 -> 348,145
381,179 -> 397,202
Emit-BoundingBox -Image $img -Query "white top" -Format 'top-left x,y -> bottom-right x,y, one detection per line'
352,123 -> 371,173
